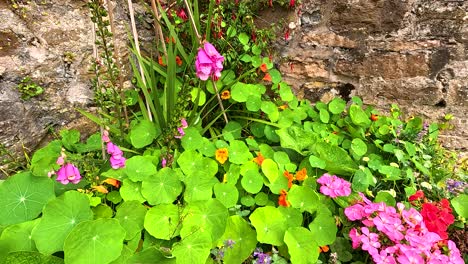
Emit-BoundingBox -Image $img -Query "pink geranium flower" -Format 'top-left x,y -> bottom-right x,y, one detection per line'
316,173 -> 351,198
195,42 -> 224,81
56,163 -> 82,185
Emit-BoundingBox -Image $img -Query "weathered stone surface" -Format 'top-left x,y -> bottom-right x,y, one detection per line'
279,0 -> 468,150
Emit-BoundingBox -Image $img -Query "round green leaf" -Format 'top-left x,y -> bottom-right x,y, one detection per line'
241,196 -> 255,207
451,194 -> 468,219
278,207 -> 303,228
261,159 -> 279,183
374,191 -> 396,206
120,179 -> 146,203
249,206 -> 288,246
144,204 -> 180,240
351,138 -> 367,157
284,227 -> 319,264
228,140 -> 253,164
349,104 -> 371,127
241,170 -> 263,194
328,98 -> 346,114
238,32 -> 249,45
223,122 -> 242,141
0,172 -> 55,225
142,168 -> 183,205
92,204 -> 113,219
308,213 -> 337,246
269,69 -> 282,84
126,247 -> 175,264
106,191 -> 122,204
309,155 -> 326,169
214,183 -> 239,208
130,120 -> 159,148
183,175 -> 217,203
246,95 -> 262,112
288,185 -> 320,213
125,156 -> 156,182
190,88 -> 206,106
180,199 -> 228,242
319,109 -> 330,123
261,101 -> 279,122
220,216 -> 257,264
2,251 -> 64,264
172,232 -> 211,264
115,201 -> 147,240
181,127 -> 204,151
273,152 -> 290,165
279,82 -> 294,102
254,192 -> 269,206
32,191 -> 93,255
1,219 -> 39,253
64,219 -> 126,264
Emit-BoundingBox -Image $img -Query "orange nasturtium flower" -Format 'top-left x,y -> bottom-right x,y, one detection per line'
253,152 -> 265,166
295,168 -> 308,181
92,185 -> 109,194
278,104 -> 288,110
319,245 -> 329,253
158,56 -> 166,66
215,148 -> 229,164
175,56 -> 183,66
103,178 -> 121,188
370,114 -> 379,121
259,63 -> 268,73
221,90 -> 231,100
278,189 -> 290,207
263,73 -> 272,82
283,171 -> 294,189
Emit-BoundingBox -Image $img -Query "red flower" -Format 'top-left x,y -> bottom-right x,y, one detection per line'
409,190 -> 425,202
421,199 -> 455,240
176,9 -> 188,21
278,189 -> 290,207
263,73 -> 272,82
289,0 -> 295,7
370,114 -> 379,121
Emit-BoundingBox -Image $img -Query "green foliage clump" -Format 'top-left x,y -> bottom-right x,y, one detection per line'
17,77 -> 44,100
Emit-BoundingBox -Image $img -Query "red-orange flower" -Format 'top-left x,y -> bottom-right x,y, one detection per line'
158,56 -> 166,66
295,168 -> 308,181
92,185 -> 109,194
283,171 -> 294,189
263,73 -> 272,82
253,152 -> 265,166
319,245 -> 329,253
278,189 -> 290,207
175,56 -> 183,66
103,178 -> 121,188
370,114 -> 379,121
260,63 -> 268,73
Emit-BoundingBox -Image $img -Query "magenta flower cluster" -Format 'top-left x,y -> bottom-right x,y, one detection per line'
195,42 -> 224,81
174,118 -> 188,139
102,130 -> 126,169
316,173 -> 351,198
56,163 -> 82,185
345,193 -> 463,264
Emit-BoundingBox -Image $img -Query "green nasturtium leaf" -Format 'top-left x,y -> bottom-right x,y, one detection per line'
328,98 -> 346,114
261,159 -> 279,183
451,194 -> 468,219
32,191 -> 93,255
308,213 -> 337,246
309,155 -> 326,169
180,199 -> 228,242
63,219 -> 126,264
120,179 -> 146,203
144,204 -> 181,240
228,140 -> 253,164
0,219 -> 39,253
214,183 -> 239,208
223,122 -> 243,141
284,227 -> 319,264
254,192 -> 269,206
238,32 -> 249,45
142,168 -> 183,205
276,126 -> 317,155
183,175 -> 217,203
220,216 -> 257,264
316,142 -> 358,175
287,185 -> 320,213
2,251 -> 64,264
0,172 -> 55,225
172,231 -> 211,264
115,201 -> 147,240
181,127 -> 204,151
375,191 -> 396,206
278,207 -> 303,228
241,170 -> 263,194
92,204 -> 113,219
30,140 -> 61,177
349,104 -> 371,127
130,120 -> 159,148
125,156 -> 156,182
319,109 -> 330,123
249,206 -> 288,246
126,247 -> 175,264
351,138 -> 367,157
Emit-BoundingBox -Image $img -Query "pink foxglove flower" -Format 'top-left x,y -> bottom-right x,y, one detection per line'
175,118 -> 189,139
316,173 -> 351,198
102,130 -> 110,143
195,42 -> 224,81
106,142 -> 125,169
56,156 -> 65,166
56,163 -> 82,185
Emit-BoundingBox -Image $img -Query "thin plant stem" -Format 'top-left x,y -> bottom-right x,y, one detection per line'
127,0 -> 153,122
183,0 -> 202,45
150,0 -> 167,58
212,80 -> 228,124
105,0 -> 129,128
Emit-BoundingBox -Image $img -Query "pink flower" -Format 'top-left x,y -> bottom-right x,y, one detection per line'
176,8 -> 187,21
106,142 -> 126,169
396,247 -> 425,264
175,118 -> 188,139
56,163 -> 82,185
162,158 -> 167,168
195,42 -> 224,81
345,203 -> 367,221
56,156 -> 65,166
316,173 -> 351,198
349,228 -> 361,249
102,130 -> 110,143
447,240 -> 464,264
401,207 -> 423,228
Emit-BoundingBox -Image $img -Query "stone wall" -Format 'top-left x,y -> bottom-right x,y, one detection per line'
278,0 -> 468,150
